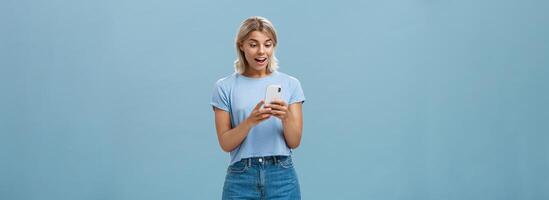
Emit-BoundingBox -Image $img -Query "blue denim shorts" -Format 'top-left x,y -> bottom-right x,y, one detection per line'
222,156 -> 301,200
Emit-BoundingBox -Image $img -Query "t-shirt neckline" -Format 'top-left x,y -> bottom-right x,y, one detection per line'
238,71 -> 278,80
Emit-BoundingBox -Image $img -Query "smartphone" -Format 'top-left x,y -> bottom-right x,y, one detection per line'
265,85 -> 282,105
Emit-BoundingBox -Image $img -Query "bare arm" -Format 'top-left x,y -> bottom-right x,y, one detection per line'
265,100 -> 303,149
213,101 -> 272,152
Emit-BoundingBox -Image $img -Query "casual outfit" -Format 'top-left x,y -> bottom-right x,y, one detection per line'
211,71 -> 305,200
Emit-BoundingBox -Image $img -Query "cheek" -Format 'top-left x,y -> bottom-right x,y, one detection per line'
246,48 -> 257,56
243,49 -> 253,59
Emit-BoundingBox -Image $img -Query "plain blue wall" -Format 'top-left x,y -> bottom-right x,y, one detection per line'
1,0 -> 548,199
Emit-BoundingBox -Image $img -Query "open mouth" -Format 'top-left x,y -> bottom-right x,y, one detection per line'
254,57 -> 267,65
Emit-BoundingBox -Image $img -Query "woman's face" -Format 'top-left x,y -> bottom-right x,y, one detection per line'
240,31 -> 274,72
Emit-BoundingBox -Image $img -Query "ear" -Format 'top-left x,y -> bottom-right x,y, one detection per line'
238,42 -> 244,51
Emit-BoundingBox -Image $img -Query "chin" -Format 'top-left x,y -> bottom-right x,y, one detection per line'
251,65 -> 267,71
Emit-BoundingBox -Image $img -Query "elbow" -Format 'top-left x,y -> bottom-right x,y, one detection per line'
218,140 -> 233,152
220,144 -> 233,153
287,140 -> 301,149
285,131 -> 302,149
218,133 -> 235,152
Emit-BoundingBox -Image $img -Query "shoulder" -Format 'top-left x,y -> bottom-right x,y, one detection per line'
275,71 -> 301,84
214,72 -> 238,87
277,71 -> 299,82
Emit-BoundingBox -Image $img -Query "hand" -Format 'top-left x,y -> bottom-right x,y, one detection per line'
264,99 -> 290,121
246,100 -> 272,126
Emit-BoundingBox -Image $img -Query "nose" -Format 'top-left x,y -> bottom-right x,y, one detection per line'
258,45 -> 265,54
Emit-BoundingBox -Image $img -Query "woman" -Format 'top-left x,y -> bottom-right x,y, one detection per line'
211,16 -> 305,200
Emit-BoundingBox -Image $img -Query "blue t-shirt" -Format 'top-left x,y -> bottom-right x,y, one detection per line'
211,71 -> 306,165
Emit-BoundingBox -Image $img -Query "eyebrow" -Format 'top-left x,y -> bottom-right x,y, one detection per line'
247,39 -> 273,43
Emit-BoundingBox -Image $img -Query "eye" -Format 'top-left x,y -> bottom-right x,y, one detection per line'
249,43 -> 257,48
265,43 -> 272,48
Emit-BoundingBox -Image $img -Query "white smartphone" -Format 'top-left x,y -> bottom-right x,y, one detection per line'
264,85 -> 282,105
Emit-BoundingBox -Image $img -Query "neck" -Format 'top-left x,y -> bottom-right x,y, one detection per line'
242,68 -> 271,78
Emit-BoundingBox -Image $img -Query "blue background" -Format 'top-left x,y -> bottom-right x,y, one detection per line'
1,0 -> 548,199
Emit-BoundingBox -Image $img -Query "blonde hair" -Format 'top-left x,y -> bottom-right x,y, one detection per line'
234,16 -> 279,74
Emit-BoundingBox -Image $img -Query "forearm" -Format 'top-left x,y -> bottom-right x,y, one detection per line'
220,119 -> 253,152
282,115 -> 302,149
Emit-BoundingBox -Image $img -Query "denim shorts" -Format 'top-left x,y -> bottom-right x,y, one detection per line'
222,156 -> 301,200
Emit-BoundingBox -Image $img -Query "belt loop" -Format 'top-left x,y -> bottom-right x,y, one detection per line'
247,158 -> 251,167
274,156 -> 279,164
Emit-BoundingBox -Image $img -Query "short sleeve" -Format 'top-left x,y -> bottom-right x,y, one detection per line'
211,82 -> 230,112
289,79 -> 306,105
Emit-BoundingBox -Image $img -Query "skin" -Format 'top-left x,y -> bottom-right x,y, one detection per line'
213,31 -> 303,152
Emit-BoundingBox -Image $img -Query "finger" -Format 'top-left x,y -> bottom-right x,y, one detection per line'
272,114 -> 285,119
258,116 -> 271,122
271,99 -> 287,106
271,110 -> 286,115
268,104 -> 287,111
259,108 -> 272,114
254,100 -> 264,110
